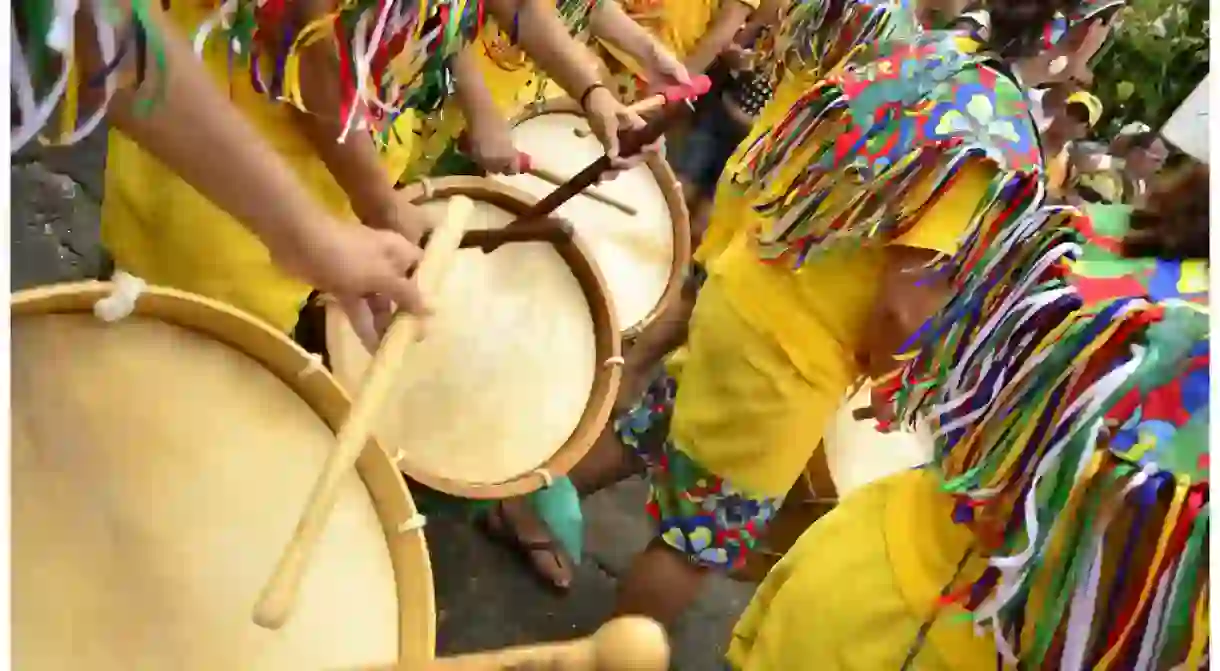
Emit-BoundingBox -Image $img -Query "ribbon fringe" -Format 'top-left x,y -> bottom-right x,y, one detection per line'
888,203 -> 1210,668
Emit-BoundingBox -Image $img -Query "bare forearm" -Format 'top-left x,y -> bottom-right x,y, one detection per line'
682,0 -> 752,74
91,6 -> 324,247
588,1 -> 661,67
489,0 -> 602,97
453,47 -> 505,128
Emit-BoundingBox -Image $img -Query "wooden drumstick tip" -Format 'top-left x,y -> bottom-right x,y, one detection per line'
590,617 -> 671,670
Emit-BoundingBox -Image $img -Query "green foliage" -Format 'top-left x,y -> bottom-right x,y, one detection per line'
1089,0 -> 1209,139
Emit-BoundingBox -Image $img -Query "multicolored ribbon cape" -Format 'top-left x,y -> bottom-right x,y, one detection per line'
732,32 -> 1044,268
886,201 -> 1209,669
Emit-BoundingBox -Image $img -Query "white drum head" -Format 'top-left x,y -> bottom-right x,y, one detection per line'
495,108 -> 686,334
13,287 -> 420,670
823,389 -> 933,498
328,191 -> 610,495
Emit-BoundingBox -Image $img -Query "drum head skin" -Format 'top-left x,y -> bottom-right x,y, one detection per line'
823,389 -> 933,498
496,101 -> 690,336
12,284 -> 434,670
327,179 -> 620,499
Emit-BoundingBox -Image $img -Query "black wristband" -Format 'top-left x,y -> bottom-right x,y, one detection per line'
578,83 -> 607,111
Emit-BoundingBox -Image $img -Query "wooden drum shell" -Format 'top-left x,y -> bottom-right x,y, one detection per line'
12,283 -> 435,669
498,99 -> 691,339
326,177 -> 621,500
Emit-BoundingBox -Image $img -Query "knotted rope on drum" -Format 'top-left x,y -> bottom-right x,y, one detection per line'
533,468 -> 555,488
397,513 -> 428,534
297,353 -> 326,380
93,270 -> 147,322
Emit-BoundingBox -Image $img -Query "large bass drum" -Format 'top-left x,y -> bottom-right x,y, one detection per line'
12,282 -> 432,669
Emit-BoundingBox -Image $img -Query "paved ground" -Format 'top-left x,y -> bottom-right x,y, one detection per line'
11,132 -> 755,668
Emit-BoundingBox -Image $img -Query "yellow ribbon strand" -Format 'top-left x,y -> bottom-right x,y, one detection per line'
281,11 -> 344,111
1183,581 -> 1208,669
59,55 -> 80,143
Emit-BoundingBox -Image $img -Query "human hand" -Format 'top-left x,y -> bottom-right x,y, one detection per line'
465,116 -> 529,175
582,85 -> 653,175
269,213 -> 433,352
643,43 -> 693,94
720,43 -> 756,72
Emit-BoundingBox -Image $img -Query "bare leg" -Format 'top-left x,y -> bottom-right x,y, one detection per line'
569,424 -> 647,497
614,539 -> 709,627
619,289 -> 695,410
689,196 -> 714,252
484,425 -> 645,588
482,500 -> 576,590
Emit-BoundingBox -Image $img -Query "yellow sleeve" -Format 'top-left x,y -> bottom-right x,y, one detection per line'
891,161 -> 998,256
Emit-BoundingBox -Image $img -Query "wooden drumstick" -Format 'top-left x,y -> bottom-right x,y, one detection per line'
252,196 -> 476,631
346,617 -> 671,671
509,98 -> 693,227
524,161 -> 639,216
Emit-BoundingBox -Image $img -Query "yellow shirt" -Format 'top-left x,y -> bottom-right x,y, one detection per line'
101,4 -> 413,333
728,469 -> 997,670
673,160 -> 996,497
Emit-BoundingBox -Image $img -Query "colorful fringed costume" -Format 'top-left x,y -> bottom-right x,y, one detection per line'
890,199 -> 1208,667
95,0 -> 484,332
607,28 -> 1055,573
12,1 -> 166,152
697,0 -> 922,264
727,199 -> 1209,670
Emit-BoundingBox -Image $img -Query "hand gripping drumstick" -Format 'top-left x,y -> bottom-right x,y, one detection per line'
346,617 -> 671,671
252,196 -> 476,631
508,77 -> 712,228
572,76 -> 713,138
517,153 -> 640,217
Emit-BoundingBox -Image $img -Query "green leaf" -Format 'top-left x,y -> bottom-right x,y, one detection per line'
1115,82 -> 1136,102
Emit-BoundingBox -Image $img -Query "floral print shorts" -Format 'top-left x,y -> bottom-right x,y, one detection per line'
614,370 -> 783,571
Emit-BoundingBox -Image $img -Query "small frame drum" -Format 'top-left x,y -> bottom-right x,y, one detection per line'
495,100 -> 691,338
12,282 -> 433,669
326,177 -> 621,499
734,389 -> 933,582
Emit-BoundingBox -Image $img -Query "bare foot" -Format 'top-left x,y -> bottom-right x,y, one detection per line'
481,498 -> 575,590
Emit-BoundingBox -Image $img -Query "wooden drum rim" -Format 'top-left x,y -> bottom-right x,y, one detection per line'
12,282 -> 437,664
330,176 -> 623,499
509,98 -> 692,339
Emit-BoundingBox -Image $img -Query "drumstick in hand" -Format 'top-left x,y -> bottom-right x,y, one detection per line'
510,98 -> 693,227
346,617 -> 671,671
573,76 -> 713,137
252,196 -> 476,631
520,154 -> 639,216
